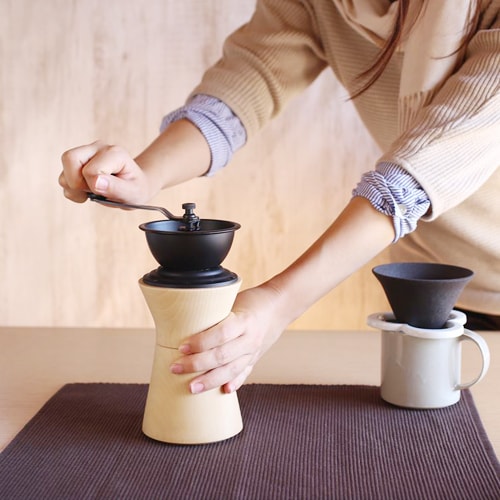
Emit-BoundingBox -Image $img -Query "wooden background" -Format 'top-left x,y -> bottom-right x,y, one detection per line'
0,0 -> 390,329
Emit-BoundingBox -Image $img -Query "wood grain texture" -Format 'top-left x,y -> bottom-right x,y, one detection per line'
140,279 -> 243,443
0,0 -> 390,329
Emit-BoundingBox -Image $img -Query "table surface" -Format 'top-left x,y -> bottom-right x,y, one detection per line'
0,326 -> 498,457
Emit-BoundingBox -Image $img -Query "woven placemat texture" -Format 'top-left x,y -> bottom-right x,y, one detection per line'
1,383 -> 499,499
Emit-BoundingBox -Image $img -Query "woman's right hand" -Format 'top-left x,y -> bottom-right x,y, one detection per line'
59,140 -> 155,205
59,120 -> 212,205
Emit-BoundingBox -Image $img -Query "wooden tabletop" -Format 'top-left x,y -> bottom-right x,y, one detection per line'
0,327 -> 498,457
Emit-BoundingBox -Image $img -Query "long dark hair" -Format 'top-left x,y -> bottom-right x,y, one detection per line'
351,0 -> 481,98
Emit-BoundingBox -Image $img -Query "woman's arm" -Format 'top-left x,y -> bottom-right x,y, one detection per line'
170,196 -> 395,394
381,16 -> 500,220
59,119 -> 210,204
190,0 -> 327,139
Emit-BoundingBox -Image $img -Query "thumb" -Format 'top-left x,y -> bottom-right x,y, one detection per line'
81,145 -> 146,203
92,170 -> 147,204
93,174 -> 112,195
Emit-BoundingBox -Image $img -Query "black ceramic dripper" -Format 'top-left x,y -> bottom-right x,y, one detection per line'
372,262 -> 474,329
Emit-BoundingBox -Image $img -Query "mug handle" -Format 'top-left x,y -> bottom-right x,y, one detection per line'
456,329 -> 491,390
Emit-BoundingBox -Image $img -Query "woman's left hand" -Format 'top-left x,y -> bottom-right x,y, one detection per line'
170,197 -> 396,395
169,283 -> 288,394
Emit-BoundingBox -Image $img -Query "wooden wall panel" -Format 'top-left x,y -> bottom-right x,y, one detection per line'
0,0 -> 390,329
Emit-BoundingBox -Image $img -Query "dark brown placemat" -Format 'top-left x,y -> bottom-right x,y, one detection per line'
1,384 -> 499,499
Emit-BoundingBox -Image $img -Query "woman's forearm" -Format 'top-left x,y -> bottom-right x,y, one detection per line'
135,119 -> 211,196
175,196 -> 396,394
265,196 -> 395,325
60,119 -> 211,204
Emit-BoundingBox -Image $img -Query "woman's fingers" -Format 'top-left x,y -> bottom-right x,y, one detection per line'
60,141 -> 149,204
179,312 -> 242,354
60,141 -> 107,200
58,170 -> 89,203
176,328 -> 248,371
170,285 -> 287,394
80,145 -> 135,195
188,354 -> 254,395
221,365 -> 255,394
170,313 -> 259,393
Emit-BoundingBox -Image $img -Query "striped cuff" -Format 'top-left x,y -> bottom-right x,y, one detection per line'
160,94 -> 247,176
352,162 -> 431,242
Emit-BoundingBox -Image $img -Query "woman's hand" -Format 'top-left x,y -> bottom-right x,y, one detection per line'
170,197 -> 396,394
59,119 -> 212,204
170,283 -> 289,394
59,140 -> 155,205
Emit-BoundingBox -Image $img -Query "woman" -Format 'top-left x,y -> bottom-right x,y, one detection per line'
59,0 -> 500,394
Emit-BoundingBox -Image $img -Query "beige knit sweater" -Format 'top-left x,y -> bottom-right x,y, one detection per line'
193,0 -> 500,314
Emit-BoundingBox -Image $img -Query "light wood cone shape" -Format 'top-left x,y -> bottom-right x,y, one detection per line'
139,278 -> 243,444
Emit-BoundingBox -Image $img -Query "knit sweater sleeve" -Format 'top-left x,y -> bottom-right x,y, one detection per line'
379,16 -> 500,220
190,0 -> 327,138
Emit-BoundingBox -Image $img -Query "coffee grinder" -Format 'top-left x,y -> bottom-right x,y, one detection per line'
139,203 -> 243,444
89,195 -> 243,444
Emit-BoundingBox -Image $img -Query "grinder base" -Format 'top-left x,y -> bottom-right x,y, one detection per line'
139,277 -> 243,444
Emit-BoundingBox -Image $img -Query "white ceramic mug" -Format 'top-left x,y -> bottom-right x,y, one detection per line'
367,310 -> 490,409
